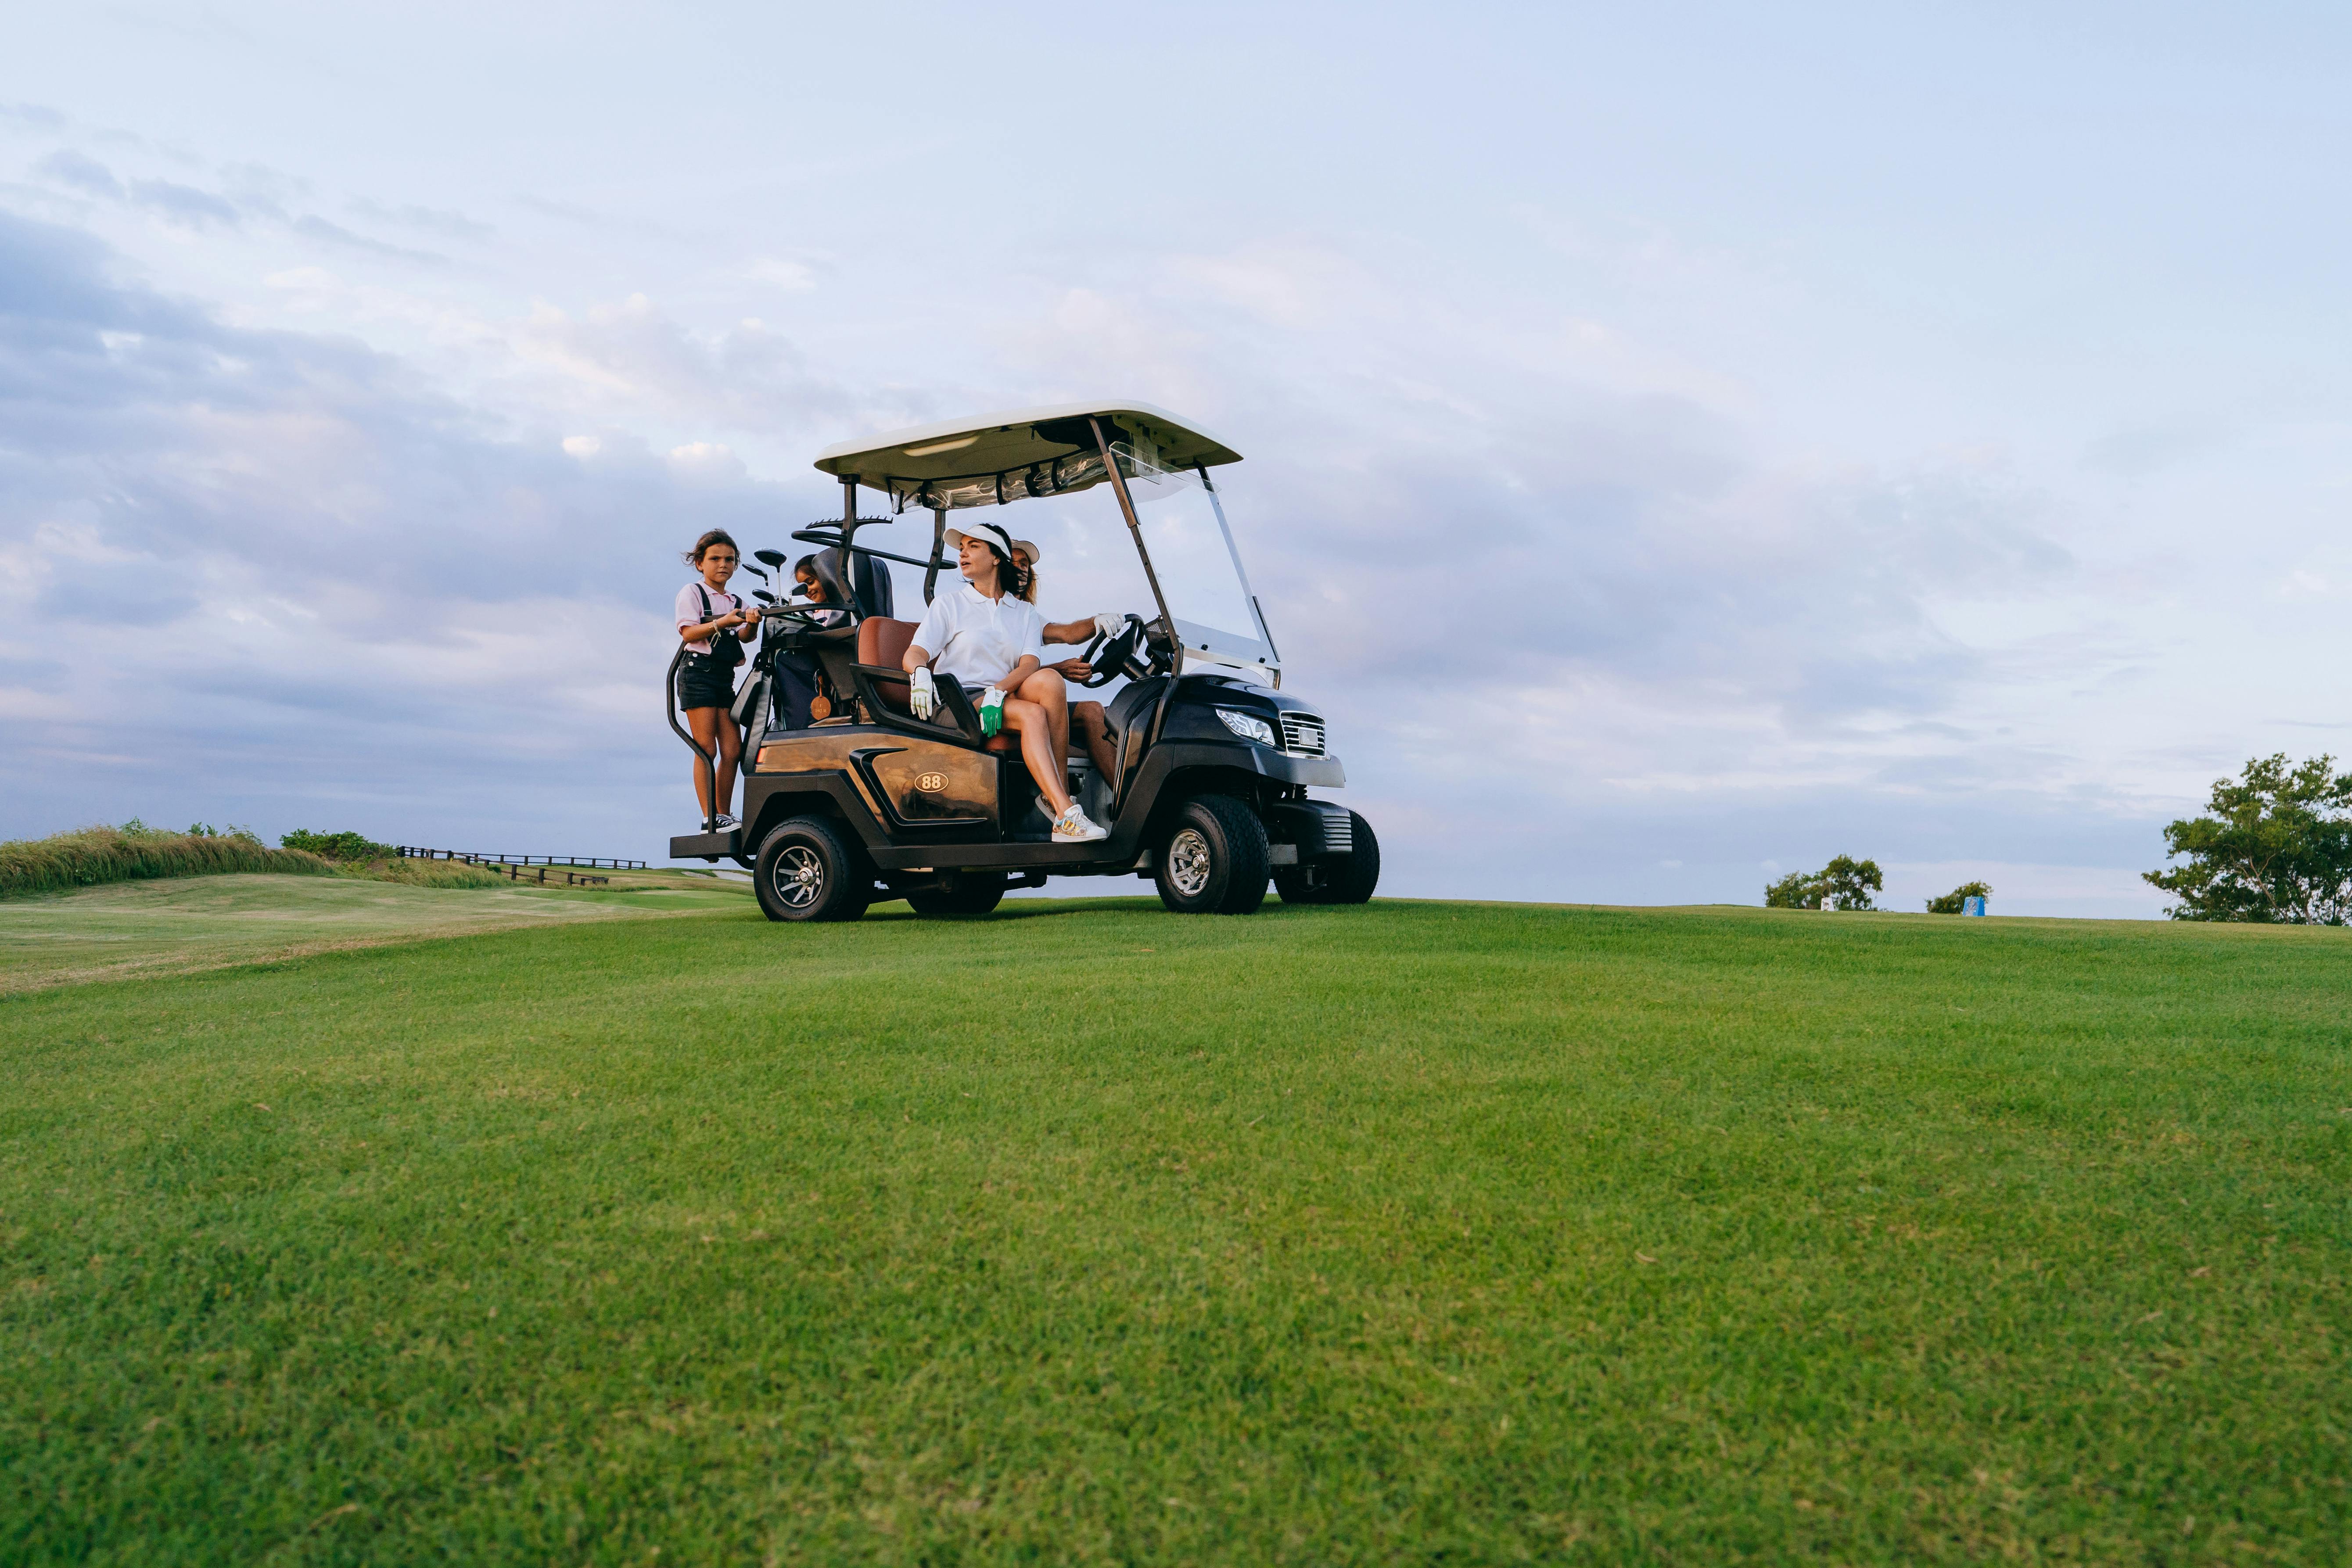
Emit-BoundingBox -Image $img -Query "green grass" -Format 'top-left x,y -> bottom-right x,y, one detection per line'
2,899 -> 2348,1563
0,872 -> 751,994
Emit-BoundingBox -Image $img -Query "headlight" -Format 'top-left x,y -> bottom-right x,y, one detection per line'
1216,708 -> 1276,746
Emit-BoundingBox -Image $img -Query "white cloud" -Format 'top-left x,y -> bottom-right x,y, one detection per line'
739,257 -> 818,291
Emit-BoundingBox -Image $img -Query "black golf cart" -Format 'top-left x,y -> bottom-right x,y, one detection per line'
667,402 -> 1378,921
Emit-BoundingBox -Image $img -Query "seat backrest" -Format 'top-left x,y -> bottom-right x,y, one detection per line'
851,547 -> 894,619
808,548 -> 855,617
857,616 -> 918,671
813,546 -> 895,621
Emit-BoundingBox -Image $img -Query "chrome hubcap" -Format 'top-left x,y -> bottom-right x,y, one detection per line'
1166,828 -> 1212,898
772,844 -> 824,908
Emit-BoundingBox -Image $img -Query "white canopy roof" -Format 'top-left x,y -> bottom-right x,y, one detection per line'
812,401 -> 1242,512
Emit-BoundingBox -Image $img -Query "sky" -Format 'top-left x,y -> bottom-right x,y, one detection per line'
3,1 -> 2347,915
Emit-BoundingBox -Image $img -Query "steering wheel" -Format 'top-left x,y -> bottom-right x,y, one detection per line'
1076,615 -> 1149,688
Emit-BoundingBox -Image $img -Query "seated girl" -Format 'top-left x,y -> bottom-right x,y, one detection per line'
902,521 -> 1109,844
760,554 -> 847,728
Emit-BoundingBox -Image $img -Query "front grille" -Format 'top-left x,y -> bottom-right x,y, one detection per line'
1279,713 -> 1327,757
1314,808 -> 1353,856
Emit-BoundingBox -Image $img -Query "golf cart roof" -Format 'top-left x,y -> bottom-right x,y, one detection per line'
812,401 -> 1242,513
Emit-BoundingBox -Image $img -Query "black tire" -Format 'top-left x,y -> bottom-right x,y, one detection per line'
1154,794 -> 1270,915
754,816 -> 871,923
1274,810 -> 1381,906
902,875 -> 1007,917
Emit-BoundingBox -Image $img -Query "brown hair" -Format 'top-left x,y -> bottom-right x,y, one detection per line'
1010,549 -> 1037,603
682,528 -> 740,566
793,553 -> 827,601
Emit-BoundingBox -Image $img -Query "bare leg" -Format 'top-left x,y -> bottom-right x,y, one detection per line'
687,706 -> 741,820
1070,700 -> 1117,775
1015,666 -> 1070,764
715,717 -> 742,814
1000,699 -> 1074,816
687,707 -> 721,819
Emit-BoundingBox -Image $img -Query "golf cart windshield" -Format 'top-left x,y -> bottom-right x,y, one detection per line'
810,402 -> 1276,677
1116,448 -> 1272,672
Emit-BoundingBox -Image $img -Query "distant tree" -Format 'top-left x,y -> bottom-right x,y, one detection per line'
1818,854 -> 1883,911
2144,754 -> 2352,924
1764,855 -> 1883,911
1926,879 -> 1993,915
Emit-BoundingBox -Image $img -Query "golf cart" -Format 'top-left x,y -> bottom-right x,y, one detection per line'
666,402 -> 1378,921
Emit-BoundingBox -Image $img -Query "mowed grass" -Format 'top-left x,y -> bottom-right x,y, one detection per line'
0,872 -> 751,994
3,898 -> 2348,1564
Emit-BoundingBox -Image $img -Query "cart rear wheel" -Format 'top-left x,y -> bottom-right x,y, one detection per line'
754,816 -> 871,923
1274,810 -> 1381,905
1154,795 -> 1269,915
902,875 -> 1006,917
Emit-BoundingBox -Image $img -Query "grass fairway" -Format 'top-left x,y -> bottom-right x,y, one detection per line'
3,898 -> 2348,1563
0,872 -> 750,994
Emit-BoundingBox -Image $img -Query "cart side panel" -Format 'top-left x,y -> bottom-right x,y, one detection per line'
861,739 -> 997,829
745,728 -> 893,850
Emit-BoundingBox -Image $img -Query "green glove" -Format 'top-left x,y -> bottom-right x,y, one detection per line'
979,685 -> 1005,737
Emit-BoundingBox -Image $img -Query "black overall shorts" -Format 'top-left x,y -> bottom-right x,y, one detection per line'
677,585 -> 744,711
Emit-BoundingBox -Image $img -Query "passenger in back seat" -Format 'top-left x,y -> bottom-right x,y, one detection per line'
758,555 -> 842,729
902,522 -> 1110,843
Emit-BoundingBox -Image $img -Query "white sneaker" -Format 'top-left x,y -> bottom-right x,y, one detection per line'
1052,805 -> 1108,843
711,813 -> 738,829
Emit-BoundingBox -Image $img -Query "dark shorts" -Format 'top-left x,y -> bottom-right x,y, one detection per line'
677,655 -> 738,713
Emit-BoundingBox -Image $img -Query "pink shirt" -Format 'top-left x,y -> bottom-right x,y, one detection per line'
675,580 -> 749,655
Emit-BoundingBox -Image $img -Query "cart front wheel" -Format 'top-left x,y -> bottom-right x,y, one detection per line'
755,816 -> 871,923
1154,795 -> 1269,915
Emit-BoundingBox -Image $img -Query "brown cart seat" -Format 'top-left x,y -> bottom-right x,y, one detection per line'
856,616 -> 1084,757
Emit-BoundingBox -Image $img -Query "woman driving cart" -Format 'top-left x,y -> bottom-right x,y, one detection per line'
1006,538 -> 1122,779
903,521 -> 1109,843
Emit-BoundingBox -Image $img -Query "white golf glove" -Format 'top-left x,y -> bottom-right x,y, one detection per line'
1094,610 -> 1125,637
909,666 -> 937,720
979,685 -> 1006,737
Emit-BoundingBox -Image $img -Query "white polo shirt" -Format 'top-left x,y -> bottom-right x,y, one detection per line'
910,581 -> 1046,689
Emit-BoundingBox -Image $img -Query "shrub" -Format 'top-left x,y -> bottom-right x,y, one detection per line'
279,831 -> 509,889
281,829 -> 396,862
1926,880 -> 1993,915
1765,855 -> 1883,911
0,822 -> 332,899
336,857 -> 509,890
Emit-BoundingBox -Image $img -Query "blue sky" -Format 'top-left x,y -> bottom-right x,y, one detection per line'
3,3 -> 2347,914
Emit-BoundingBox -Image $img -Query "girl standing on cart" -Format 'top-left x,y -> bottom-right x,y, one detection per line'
675,528 -> 761,828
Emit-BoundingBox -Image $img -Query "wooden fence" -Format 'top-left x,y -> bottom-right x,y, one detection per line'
395,847 -> 647,871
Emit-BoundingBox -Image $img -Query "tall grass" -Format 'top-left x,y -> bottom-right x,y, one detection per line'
0,822 -> 334,898
334,856 -> 510,890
